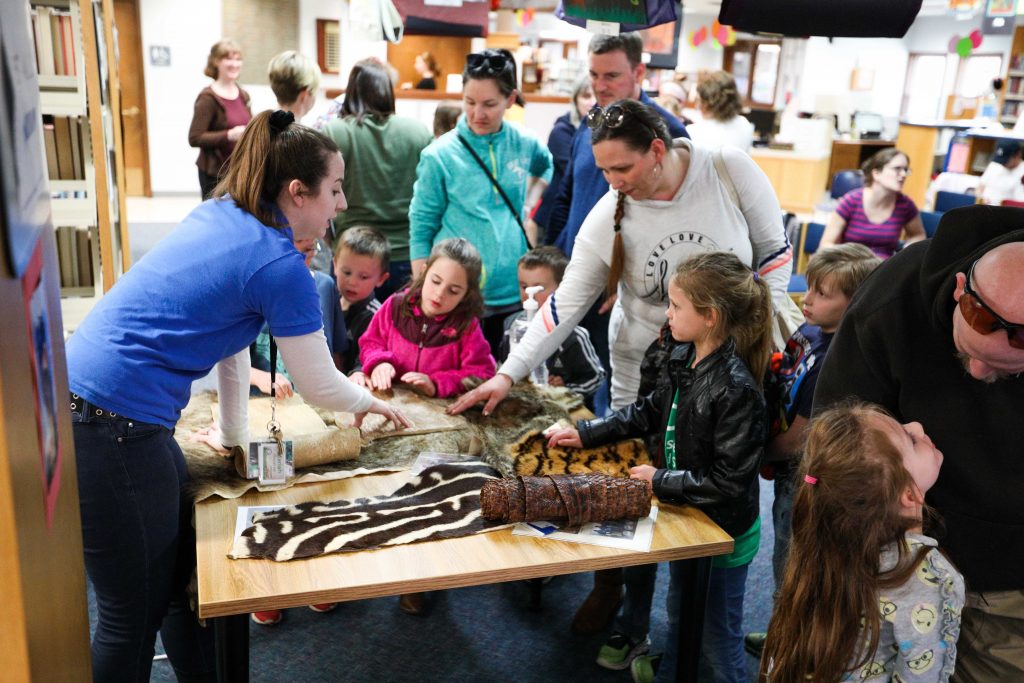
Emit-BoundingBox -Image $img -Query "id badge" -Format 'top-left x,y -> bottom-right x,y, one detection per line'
247,438 -> 294,484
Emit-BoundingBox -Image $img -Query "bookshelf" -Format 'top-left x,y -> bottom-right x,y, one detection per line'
30,0 -> 129,297
1000,27 -> 1024,126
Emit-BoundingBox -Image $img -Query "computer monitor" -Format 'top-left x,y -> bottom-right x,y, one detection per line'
746,108 -> 779,144
852,111 -> 884,139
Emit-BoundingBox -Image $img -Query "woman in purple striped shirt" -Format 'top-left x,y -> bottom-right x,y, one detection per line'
821,148 -> 926,259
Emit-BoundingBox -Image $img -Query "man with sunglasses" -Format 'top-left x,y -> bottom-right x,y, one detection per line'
547,33 -> 688,253
814,206 -> 1024,681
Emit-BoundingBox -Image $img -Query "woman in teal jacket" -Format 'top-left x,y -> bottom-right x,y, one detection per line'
409,49 -> 553,356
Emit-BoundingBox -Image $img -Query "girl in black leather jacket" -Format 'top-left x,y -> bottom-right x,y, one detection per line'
548,252 -> 771,682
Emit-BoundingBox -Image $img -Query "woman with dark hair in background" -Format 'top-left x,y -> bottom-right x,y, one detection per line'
536,77 -> 596,243
821,147 -> 925,259
324,58 -> 433,299
188,38 -> 252,199
69,110 -> 409,681
409,48 -> 553,356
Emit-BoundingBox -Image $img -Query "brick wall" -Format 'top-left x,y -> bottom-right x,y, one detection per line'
223,0 -> 299,85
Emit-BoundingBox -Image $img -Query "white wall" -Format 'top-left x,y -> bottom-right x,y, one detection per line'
904,15 -> 1014,56
676,12 -> 724,74
797,36 -> 909,121
140,0 -> 222,194
140,0 -> 350,194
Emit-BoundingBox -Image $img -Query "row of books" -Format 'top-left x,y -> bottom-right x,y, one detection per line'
32,6 -> 78,77
55,225 -> 94,289
1007,76 -> 1024,98
43,115 -> 87,181
1002,99 -> 1022,120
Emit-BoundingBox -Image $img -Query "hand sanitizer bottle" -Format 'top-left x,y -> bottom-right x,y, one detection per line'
509,285 -> 548,385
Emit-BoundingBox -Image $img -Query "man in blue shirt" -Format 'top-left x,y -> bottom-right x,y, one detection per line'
551,33 -> 689,638
549,33 -> 689,253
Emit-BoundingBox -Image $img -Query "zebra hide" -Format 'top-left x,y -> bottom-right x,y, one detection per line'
229,462 -> 510,562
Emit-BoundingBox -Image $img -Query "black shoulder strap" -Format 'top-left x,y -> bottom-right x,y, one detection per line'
457,134 -> 530,244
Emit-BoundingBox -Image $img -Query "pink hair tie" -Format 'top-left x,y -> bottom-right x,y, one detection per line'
803,474 -> 818,485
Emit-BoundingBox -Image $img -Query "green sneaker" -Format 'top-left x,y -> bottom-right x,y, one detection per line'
596,632 -> 650,671
631,653 -> 661,683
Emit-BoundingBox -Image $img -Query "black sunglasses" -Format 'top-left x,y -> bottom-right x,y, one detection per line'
466,52 -> 511,75
586,104 -> 628,131
959,261 -> 1024,349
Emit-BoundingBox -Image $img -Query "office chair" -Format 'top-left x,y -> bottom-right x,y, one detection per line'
920,211 -> 942,239
934,190 -> 976,212
830,170 -> 864,200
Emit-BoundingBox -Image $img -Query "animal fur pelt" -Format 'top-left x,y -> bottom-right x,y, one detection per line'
229,461 -> 509,561
177,383 -> 652,503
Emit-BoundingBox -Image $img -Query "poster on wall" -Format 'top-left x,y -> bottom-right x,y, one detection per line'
0,0 -> 49,278
21,240 -> 62,527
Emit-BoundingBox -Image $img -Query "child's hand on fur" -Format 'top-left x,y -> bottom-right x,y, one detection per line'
546,427 -> 582,449
349,372 -> 371,389
402,372 -> 437,397
630,465 -> 656,482
548,375 -> 565,387
370,363 -> 397,391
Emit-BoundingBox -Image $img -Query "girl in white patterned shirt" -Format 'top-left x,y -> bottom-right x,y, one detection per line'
762,403 -> 965,682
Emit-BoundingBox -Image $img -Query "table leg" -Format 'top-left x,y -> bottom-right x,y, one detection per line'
214,614 -> 249,682
675,557 -> 712,683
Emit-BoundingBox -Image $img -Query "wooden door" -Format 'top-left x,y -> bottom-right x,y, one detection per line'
387,36 -> 472,92
113,0 -> 150,196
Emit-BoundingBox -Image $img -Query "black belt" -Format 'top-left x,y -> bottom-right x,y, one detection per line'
69,392 -> 120,420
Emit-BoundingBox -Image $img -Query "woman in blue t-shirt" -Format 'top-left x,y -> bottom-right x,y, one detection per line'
67,110 -> 410,681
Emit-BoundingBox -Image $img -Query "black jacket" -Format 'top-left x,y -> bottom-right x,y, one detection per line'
814,205 -> 1024,592
578,338 -> 766,537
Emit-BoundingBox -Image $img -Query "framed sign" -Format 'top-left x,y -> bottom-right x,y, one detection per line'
21,240 -> 63,527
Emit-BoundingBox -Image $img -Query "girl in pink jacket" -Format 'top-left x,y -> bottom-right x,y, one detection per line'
352,238 -> 496,398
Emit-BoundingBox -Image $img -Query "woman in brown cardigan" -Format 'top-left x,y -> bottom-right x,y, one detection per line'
188,38 -> 252,199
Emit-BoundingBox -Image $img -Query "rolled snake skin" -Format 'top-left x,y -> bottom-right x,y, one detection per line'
480,474 -> 652,526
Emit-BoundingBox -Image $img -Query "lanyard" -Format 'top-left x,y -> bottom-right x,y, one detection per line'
268,336 -> 281,440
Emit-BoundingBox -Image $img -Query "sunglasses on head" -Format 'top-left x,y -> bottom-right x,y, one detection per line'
466,52 -> 511,75
959,261 -> 1024,349
586,104 -> 628,131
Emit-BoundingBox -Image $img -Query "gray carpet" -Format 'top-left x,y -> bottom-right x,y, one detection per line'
88,482 -> 777,682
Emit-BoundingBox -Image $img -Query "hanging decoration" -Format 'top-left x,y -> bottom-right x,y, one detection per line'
515,7 -> 535,26
688,20 -> 736,49
948,28 -> 984,56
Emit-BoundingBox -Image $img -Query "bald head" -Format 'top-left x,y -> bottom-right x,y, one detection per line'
974,242 -> 1024,322
952,241 -> 1024,381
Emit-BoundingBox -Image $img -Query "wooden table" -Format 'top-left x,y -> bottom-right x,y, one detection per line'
196,470 -> 734,682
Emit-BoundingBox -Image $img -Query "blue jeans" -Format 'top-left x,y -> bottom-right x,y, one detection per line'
73,398 -> 214,682
771,460 -> 797,587
613,561 -> 750,683
660,562 -> 750,683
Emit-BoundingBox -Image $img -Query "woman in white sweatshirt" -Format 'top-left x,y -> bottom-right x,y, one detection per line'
450,98 -> 791,415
